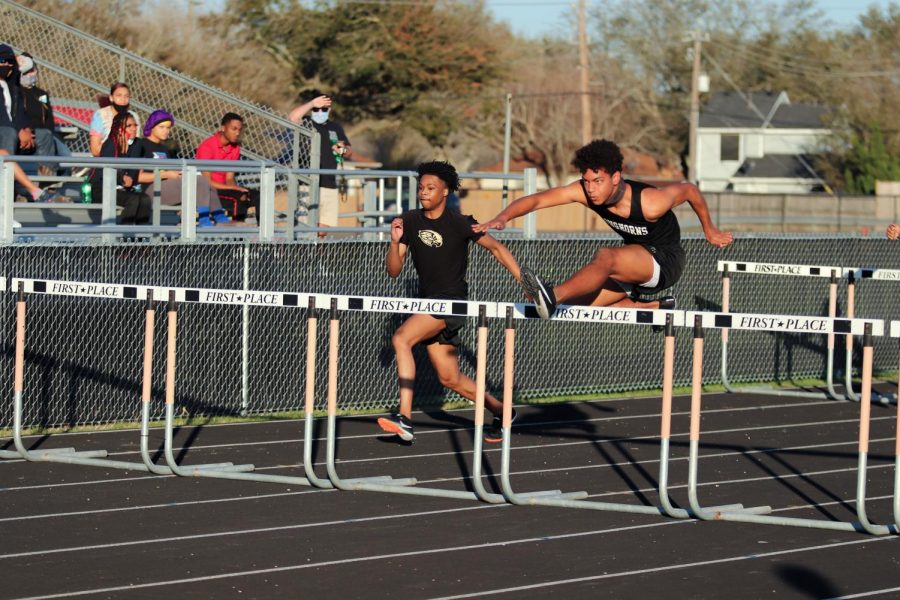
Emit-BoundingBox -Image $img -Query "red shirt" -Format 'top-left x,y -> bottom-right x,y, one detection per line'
195,134 -> 241,184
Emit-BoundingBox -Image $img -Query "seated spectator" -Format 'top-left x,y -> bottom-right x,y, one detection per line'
17,53 -> 71,175
888,224 -> 899,240
0,44 -> 55,202
131,109 -> 229,226
195,112 -> 259,222
86,111 -> 150,224
89,82 -> 141,157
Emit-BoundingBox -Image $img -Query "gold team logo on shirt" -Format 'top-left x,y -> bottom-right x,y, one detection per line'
418,230 -> 443,248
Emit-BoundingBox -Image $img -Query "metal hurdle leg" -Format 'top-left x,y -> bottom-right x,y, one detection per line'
301,296 -> 393,489
160,291 -> 318,486
137,291 -> 235,475
689,316 -> 897,534
9,282 -> 153,469
326,299 -> 526,500
655,314 -> 744,518
720,266 -> 843,400
843,273 -> 894,405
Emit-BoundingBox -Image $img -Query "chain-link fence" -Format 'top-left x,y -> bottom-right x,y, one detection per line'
0,234 -> 898,429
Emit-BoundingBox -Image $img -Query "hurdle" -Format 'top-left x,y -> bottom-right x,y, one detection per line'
7,280 -> 143,468
323,296 -> 573,502
718,260 -> 846,400
685,310 -> 896,534
843,268 -> 899,403
495,303 -> 751,517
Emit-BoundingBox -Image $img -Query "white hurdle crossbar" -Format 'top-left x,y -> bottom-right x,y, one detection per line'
684,310 -> 895,534
718,260 -> 849,400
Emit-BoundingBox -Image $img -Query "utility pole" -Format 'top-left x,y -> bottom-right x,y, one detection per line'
578,0 -> 591,145
686,31 -> 708,183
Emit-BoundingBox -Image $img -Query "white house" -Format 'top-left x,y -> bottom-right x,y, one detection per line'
696,91 -> 831,193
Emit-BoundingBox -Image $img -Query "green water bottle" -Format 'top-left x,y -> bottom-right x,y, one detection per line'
80,177 -> 92,204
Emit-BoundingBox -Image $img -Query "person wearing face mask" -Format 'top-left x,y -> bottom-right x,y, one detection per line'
473,139 -> 733,319
17,53 -> 70,176
288,93 -> 352,232
89,82 -> 141,157
87,111 -> 150,225
0,44 -> 54,204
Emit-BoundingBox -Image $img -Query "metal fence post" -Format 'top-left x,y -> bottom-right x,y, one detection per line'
0,160 -> 14,243
523,167 -> 537,239
287,126 -> 300,239
181,164 -> 197,241
241,242 -> 250,416
308,130 -> 321,234
101,166 -> 117,242
258,165 -> 275,241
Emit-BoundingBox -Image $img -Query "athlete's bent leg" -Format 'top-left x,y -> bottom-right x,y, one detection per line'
554,244 -> 657,305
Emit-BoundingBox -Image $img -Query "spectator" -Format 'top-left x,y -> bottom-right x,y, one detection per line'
0,44 -> 54,202
195,112 -> 259,222
888,224 -> 899,240
288,93 -> 351,231
87,111 -> 150,224
89,82 -> 141,157
17,53 -> 70,176
131,109 -> 229,226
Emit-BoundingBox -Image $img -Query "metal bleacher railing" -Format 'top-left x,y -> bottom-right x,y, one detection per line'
0,156 -> 539,241
0,0 -> 318,215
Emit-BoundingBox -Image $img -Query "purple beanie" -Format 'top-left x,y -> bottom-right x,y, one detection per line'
143,109 -> 174,137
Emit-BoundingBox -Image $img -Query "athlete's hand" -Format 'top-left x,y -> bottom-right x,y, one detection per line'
472,216 -> 507,234
705,226 -> 733,249
887,223 -> 900,240
390,217 -> 403,243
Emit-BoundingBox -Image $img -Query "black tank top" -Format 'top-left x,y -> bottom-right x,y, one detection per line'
585,180 -> 680,248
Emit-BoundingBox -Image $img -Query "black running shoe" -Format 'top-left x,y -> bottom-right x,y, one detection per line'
377,413 -> 414,441
652,295 -> 677,332
484,409 -> 517,443
520,267 -> 557,319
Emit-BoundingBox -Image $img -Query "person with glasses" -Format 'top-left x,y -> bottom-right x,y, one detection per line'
288,93 -> 352,233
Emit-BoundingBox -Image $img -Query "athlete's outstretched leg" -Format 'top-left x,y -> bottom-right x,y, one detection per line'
390,314 -> 446,419
554,244 -> 656,304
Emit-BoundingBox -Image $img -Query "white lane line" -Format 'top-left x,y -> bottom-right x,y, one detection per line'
2,399 -> 888,470
427,536 -> 899,600
10,517 -> 897,600
827,586 -> 900,599
2,433 -> 892,524
1,414 -> 893,494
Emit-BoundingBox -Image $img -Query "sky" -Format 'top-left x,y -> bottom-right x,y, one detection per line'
199,1 -> 897,39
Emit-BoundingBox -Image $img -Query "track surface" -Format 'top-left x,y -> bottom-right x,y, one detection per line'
2,388 -> 900,599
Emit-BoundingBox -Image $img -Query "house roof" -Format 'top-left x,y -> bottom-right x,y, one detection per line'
733,154 -> 821,179
699,91 -> 827,129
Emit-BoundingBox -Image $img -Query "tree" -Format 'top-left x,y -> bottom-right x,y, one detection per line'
839,124 -> 900,194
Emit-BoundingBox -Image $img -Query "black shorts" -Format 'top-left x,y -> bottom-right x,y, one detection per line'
422,315 -> 466,347
632,243 -> 685,296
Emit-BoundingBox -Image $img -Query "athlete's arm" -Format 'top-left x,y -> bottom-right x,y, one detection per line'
645,183 -> 733,249
472,181 -> 584,233
887,223 -> 900,240
386,217 -> 407,277
475,234 -> 521,282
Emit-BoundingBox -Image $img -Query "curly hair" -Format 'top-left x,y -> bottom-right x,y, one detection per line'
571,139 -> 623,174
417,160 -> 460,192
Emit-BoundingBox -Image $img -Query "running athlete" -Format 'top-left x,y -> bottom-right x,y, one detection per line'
473,139 -> 733,318
377,161 -> 522,443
